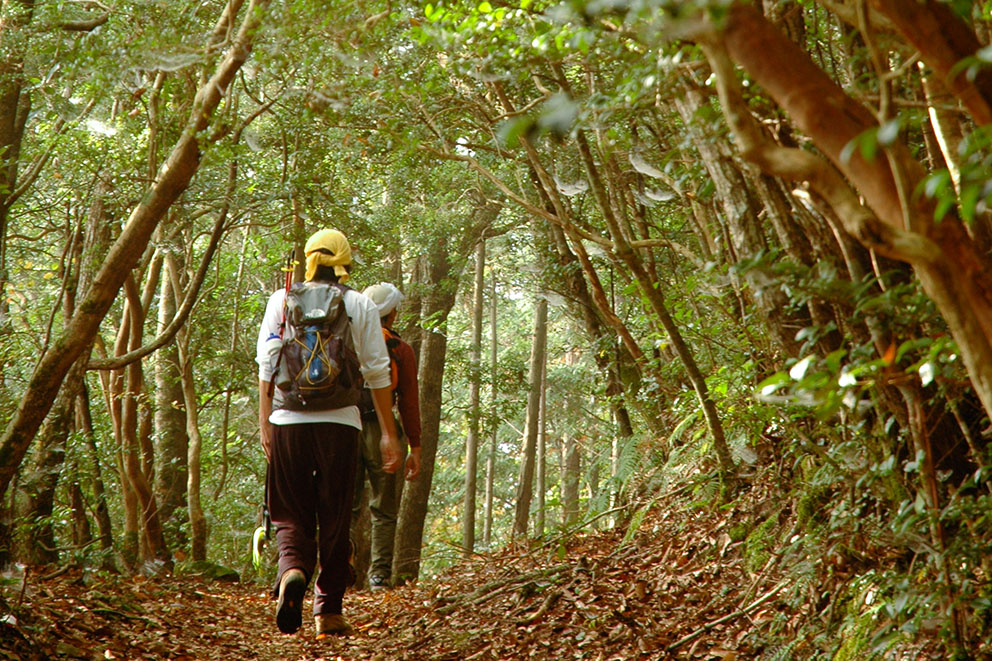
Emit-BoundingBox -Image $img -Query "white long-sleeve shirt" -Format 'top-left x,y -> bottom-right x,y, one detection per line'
256,285 -> 390,429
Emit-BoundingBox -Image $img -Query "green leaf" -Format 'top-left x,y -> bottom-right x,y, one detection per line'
922,170 -> 950,199
496,116 -> 534,148
824,349 -> 846,373
840,137 -> 857,165
859,129 -> 879,161
934,195 -> 955,221
895,337 -> 930,363
755,372 -> 790,397
960,183 -> 980,222
478,1 -> 493,12
877,118 -> 900,145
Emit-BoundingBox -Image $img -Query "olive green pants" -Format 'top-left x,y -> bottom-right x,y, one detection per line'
351,413 -> 407,582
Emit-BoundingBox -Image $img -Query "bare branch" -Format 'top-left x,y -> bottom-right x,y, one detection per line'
59,13 -> 109,31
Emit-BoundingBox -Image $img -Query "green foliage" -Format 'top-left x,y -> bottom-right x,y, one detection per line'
1,2 -> 991,657
742,513 -> 779,573
921,124 -> 992,223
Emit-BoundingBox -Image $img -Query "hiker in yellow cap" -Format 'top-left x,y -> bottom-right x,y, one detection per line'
256,228 -> 401,638
303,229 -> 352,282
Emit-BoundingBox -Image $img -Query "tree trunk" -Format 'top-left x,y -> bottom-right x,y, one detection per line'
483,268 -> 498,547
513,296 -> 548,537
867,0 -> 992,126
153,244 -> 189,547
15,360 -> 87,564
394,197 -> 495,581
12,174 -> 107,565
0,0 -> 37,334
462,239 -> 485,556
168,252 -> 207,562
119,276 -> 169,565
545,219 -> 644,444
76,381 -> 115,570
394,239 -> 459,582
215,226 -> 250,500
536,357 -> 547,537
68,465 -> 91,553
674,86 -> 805,359
562,432 -> 580,526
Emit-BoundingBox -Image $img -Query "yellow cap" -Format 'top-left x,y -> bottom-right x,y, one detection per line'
304,229 -> 352,283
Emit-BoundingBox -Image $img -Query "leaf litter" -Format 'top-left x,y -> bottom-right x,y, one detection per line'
0,472 -> 939,659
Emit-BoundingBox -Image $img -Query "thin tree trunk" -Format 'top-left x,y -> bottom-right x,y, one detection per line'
168,253 -> 207,562
513,296 -> 548,537
483,268 -> 498,547
215,225 -> 250,500
394,196 -> 496,581
14,218 -> 86,564
68,464 -> 91,552
0,0 -> 37,337
12,174 -> 107,565
536,357 -> 547,537
562,432 -> 580,526
544,220 -> 644,439
77,381 -> 115,570
16,361 -> 86,564
180,335 -> 206,562
674,86 -> 805,359
463,240 -> 485,556
120,276 -> 169,565
97,327 -> 140,568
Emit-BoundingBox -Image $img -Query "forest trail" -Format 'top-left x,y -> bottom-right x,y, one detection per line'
4,477 -> 808,660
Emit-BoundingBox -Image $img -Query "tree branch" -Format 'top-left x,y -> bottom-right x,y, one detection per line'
699,32 -> 938,264
59,13 -> 109,32
87,200 -> 229,371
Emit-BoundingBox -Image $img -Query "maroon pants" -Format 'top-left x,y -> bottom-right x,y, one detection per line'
268,422 -> 358,616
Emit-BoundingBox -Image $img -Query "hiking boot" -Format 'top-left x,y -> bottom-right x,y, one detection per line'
315,613 -> 354,638
368,574 -> 390,591
275,569 -> 307,634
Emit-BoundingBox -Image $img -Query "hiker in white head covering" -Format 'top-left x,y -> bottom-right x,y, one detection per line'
362,282 -> 405,317
353,281 -> 421,591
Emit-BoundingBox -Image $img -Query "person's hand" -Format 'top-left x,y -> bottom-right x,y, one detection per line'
405,446 -> 421,481
380,433 -> 401,474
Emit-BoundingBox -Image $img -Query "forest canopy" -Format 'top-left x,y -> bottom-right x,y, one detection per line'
2,0 -> 992,656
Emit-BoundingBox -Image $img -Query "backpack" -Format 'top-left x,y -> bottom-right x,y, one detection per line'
358,327 -> 401,418
271,281 -> 362,411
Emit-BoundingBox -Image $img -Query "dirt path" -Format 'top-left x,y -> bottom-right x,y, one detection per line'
3,484 -> 794,660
